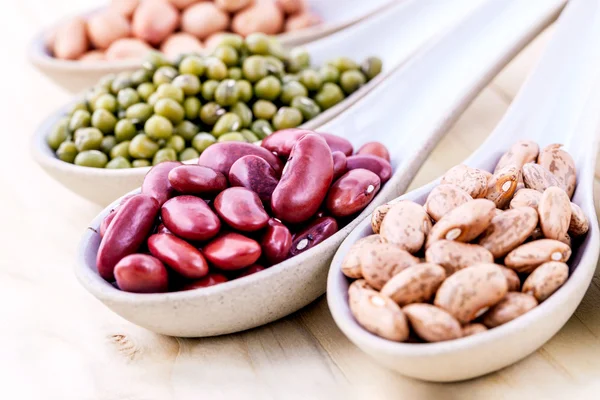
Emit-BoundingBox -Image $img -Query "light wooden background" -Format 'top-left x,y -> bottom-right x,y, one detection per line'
3,1 -> 600,399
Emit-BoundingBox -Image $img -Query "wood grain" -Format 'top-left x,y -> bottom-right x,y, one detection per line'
3,2 -> 600,399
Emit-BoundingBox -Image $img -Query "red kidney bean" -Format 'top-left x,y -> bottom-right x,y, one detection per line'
214,187 -> 270,232
97,194 -> 159,281
198,142 -> 283,176
357,141 -> 391,162
161,195 -> 221,241
289,217 -> 338,257
156,223 -> 172,234
229,155 -> 279,202
203,232 -> 262,270
168,165 -> 227,196
346,154 -> 392,182
141,161 -> 181,206
99,210 -> 117,238
181,273 -> 228,290
147,233 -> 209,279
326,169 -> 381,217
261,218 -> 293,265
332,151 -> 348,180
261,128 -> 313,157
271,134 -> 334,224
318,132 -> 354,156
114,254 -> 168,293
261,129 -> 354,157
238,264 -> 265,278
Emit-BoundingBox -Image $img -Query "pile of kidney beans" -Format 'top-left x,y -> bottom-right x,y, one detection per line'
96,128 -> 392,293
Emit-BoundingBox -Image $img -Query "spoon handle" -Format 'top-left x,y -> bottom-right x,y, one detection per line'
468,0 -> 600,175
321,0 -> 565,163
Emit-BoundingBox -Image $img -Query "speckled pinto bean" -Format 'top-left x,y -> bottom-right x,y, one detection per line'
229,155 -> 279,203
97,194 -> 160,281
357,142 -> 391,162
331,151 -> 348,180
168,165 -> 227,196
462,323 -> 488,337
289,216 -> 338,257
482,292 -> 538,328
569,202 -> 589,236
148,233 -> 209,279
494,140 -> 539,173
379,201 -> 431,253
434,264 -> 508,324
359,242 -> 420,290
182,273 -> 228,290
345,155 -> 392,183
424,184 -> 472,222
261,129 -> 354,157
499,266 -> 521,291
484,165 -> 519,209
504,239 -> 571,273
522,163 -> 561,193
261,218 -> 293,265
477,207 -> 538,258
349,281 -> 409,342
271,134 -> 334,224
214,187 -> 269,232
510,188 -> 541,209
161,196 -> 221,241
141,161 -> 182,206
371,203 -> 392,234
381,263 -> 446,306
522,261 -> 569,302
203,232 -> 261,270
425,240 -> 493,275
402,303 -> 462,342
426,199 -> 496,248
538,187 -> 571,241
198,142 -> 283,176
326,169 -> 381,218
114,254 -> 169,293
440,164 -> 488,198
537,144 -> 577,198
341,235 -> 384,279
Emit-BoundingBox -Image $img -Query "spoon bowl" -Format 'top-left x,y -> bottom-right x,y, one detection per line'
75,0 -> 563,337
32,0 -> 488,206
327,0 -> 600,382
29,0 -> 397,93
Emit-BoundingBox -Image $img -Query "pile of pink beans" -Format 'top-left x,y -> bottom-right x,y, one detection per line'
96,128 -> 392,293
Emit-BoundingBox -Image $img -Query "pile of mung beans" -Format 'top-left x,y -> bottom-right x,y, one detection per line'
97,129 -> 392,293
343,141 -> 588,343
46,33 -> 382,169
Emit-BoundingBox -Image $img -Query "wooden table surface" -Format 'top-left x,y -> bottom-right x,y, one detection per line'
4,1 -> 600,399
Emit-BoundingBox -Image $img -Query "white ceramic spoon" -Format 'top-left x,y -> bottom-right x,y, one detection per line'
31,0 -> 488,207
328,0 -> 600,382
75,0 -> 565,338
27,0 -> 396,93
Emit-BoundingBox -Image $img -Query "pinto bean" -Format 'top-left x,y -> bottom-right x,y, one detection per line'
132,0 -> 179,45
